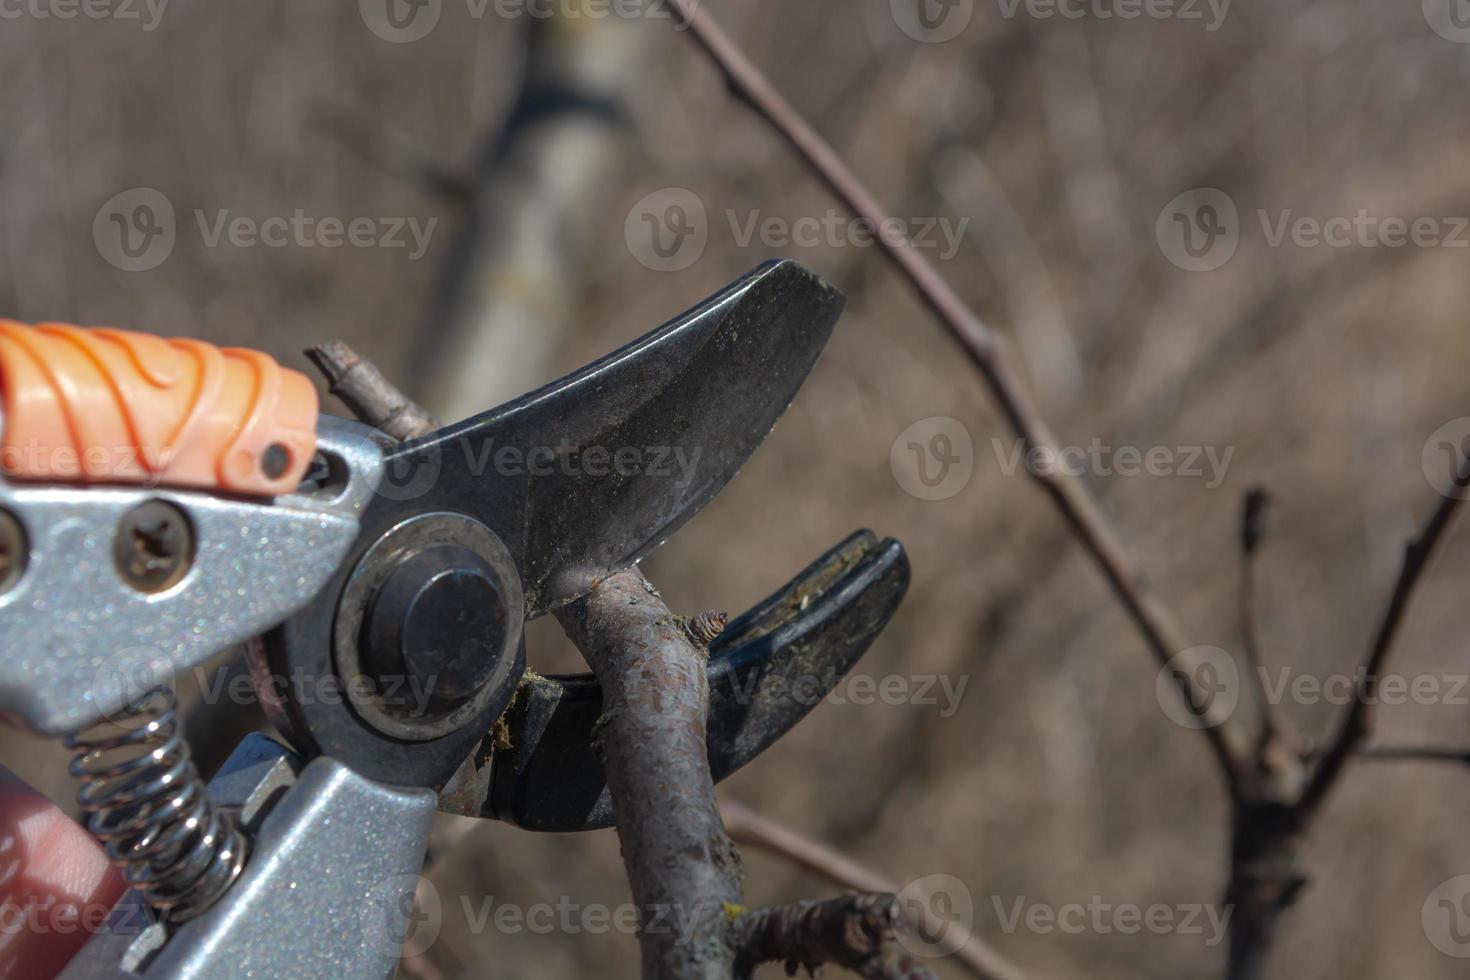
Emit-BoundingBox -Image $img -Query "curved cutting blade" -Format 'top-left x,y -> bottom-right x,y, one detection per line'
380,259 -> 846,616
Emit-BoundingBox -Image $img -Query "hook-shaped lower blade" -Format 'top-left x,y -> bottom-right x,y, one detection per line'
380,260 -> 846,616
475,530 -> 910,832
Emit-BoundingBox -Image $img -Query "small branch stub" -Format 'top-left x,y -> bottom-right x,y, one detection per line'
687,609 -> 728,646
304,341 -> 439,441
731,893 -> 937,980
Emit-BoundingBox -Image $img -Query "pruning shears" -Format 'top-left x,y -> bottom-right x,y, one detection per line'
0,260 -> 910,978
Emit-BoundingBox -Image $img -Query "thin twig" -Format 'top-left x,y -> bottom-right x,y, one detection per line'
723,800 -> 1029,980
1237,488 -> 1277,742
1300,451 -> 1470,816
1351,745 -> 1470,766
304,341 -> 440,441
662,0 -> 1246,782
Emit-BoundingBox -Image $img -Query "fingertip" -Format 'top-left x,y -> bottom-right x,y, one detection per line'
0,765 -> 123,979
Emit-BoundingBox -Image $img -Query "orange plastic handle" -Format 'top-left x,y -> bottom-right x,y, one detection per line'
0,321 -> 317,497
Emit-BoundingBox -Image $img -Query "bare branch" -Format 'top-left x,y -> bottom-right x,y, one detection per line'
1300,452 -> 1470,815
555,568 -> 743,978
662,0 -> 1246,781
1350,745 -> 1470,767
730,893 -> 936,980
1237,488 -> 1278,742
304,341 -> 440,441
723,800 -> 1028,980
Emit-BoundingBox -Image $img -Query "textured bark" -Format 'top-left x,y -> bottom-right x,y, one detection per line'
304,341 -> 439,441
556,569 -> 743,979
731,893 -> 935,980
1223,801 -> 1307,980
557,570 -> 932,979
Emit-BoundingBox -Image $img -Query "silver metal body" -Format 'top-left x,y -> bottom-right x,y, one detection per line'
62,734 -> 436,980
0,416 -> 384,734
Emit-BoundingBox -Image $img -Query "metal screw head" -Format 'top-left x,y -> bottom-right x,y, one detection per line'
114,500 -> 195,594
0,508 -> 26,596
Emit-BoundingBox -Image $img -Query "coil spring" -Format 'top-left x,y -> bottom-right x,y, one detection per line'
64,687 -> 247,923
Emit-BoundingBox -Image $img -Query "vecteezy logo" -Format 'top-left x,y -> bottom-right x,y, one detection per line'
360,0 -> 441,43
1155,645 -> 1239,730
624,188 -> 708,273
1424,0 -> 1470,43
890,417 -> 974,502
90,647 -> 173,724
93,188 -> 175,272
374,440 -> 443,503
1424,875 -> 1470,957
1156,188 -> 1239,272
896,874 -> 974,958
1422,418 -> 1470,501
892,0 -> 974,42
361,874 -> 441,957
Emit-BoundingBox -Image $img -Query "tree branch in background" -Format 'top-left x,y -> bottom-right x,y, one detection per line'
1300,449 -> 1470,817
1349,745 -> 1470,766
662,0 -> 1247,782
653,6 -> 1470,979
1226,448 -> 1469,980
723,800 -> 1027,980
1237,488 -> 1277,742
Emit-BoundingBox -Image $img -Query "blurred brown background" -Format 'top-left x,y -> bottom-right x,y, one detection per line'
3,1 -> 1470,977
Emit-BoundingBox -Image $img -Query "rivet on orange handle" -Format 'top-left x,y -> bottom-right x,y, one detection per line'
0,321 -> 318,497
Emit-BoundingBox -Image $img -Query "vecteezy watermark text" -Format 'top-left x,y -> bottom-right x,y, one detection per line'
711,669 -> 970,718
374,436 -> 704,502
889,418 -> 1236,502
93,188 -> 438,272
193,210 -> 436,260
1157,187 -> 1470,272
624,188 -> 968,273
992,0 -> 1229,31
0,0 -> 167,30
992,438 -> 1234,489
992,895 -> 1232,946
1156,645 -> 1470,729
359,0 -> 692,44
361,876 -> 719,957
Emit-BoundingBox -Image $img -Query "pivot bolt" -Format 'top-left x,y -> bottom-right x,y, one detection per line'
363,545 -> 510,713
114,500 -> 195,594
0,508 -> 25,596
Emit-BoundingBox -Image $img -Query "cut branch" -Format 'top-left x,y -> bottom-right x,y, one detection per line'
730,893 -> 936,980
304,341 -> 440,441
662,0 -> 1246,782
723,800 -> 1027,980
